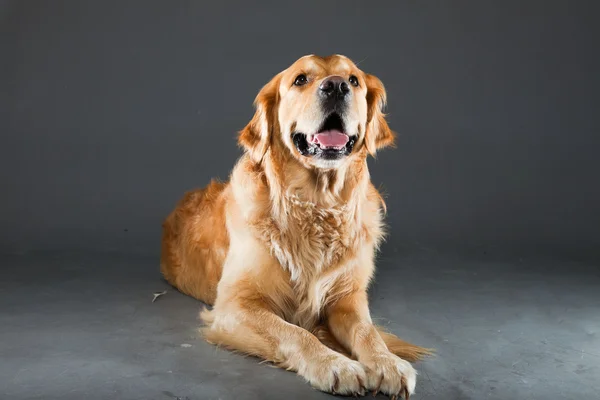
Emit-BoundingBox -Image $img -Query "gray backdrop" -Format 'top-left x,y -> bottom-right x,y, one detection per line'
2,1 -> 599,261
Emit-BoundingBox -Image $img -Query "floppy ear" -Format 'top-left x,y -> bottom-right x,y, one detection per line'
364,73 -> 396,156
238,72 -> 282,162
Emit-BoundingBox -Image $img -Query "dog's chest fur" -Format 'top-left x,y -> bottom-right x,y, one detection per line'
254,194 -> 364,328
261,195 -> 360,279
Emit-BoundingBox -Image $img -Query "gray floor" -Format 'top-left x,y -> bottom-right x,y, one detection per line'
1,251 -> 598,400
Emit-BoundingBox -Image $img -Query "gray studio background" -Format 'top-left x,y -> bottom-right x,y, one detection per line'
2,1 -> 599,261
2,3 -> 600,399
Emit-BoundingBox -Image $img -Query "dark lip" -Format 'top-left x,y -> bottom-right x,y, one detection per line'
291,112 -> 357,160
292,132 -> 357,160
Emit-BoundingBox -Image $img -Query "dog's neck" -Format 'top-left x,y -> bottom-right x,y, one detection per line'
261,147 -> 370,212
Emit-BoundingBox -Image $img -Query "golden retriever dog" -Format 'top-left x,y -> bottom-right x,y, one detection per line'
161,54 -> 430,398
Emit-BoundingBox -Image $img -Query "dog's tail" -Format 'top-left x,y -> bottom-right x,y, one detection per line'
313,325 -> 433,362
375,326 -> 434,362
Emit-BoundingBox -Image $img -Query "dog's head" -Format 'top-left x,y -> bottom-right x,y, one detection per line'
239,54 -> 395,169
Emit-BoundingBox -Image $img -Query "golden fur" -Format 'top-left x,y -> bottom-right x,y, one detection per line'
161,55 -> 431,398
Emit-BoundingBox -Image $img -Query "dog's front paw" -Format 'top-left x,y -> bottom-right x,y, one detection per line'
302,353 -> 367,396
362,352 -> 417,399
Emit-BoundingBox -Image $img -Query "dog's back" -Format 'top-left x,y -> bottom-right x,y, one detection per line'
160,179 -> 229,305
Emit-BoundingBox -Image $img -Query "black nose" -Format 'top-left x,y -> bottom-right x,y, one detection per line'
319,76 -> 350,98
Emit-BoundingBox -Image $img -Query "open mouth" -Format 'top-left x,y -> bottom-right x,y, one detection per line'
292,113 -> 357,160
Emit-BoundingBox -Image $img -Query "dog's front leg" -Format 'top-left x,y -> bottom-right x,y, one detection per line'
203,295 -> 367,396
326,290 -> 417,398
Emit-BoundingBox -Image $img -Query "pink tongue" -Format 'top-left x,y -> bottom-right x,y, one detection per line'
311,130 -> 349,147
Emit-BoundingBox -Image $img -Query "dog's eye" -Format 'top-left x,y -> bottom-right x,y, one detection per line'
349,75 -> 359,87
294,74 -> 308,86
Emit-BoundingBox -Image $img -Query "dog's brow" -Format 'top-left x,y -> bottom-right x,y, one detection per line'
300,59 -> 322,74
303,64 -> 353,80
